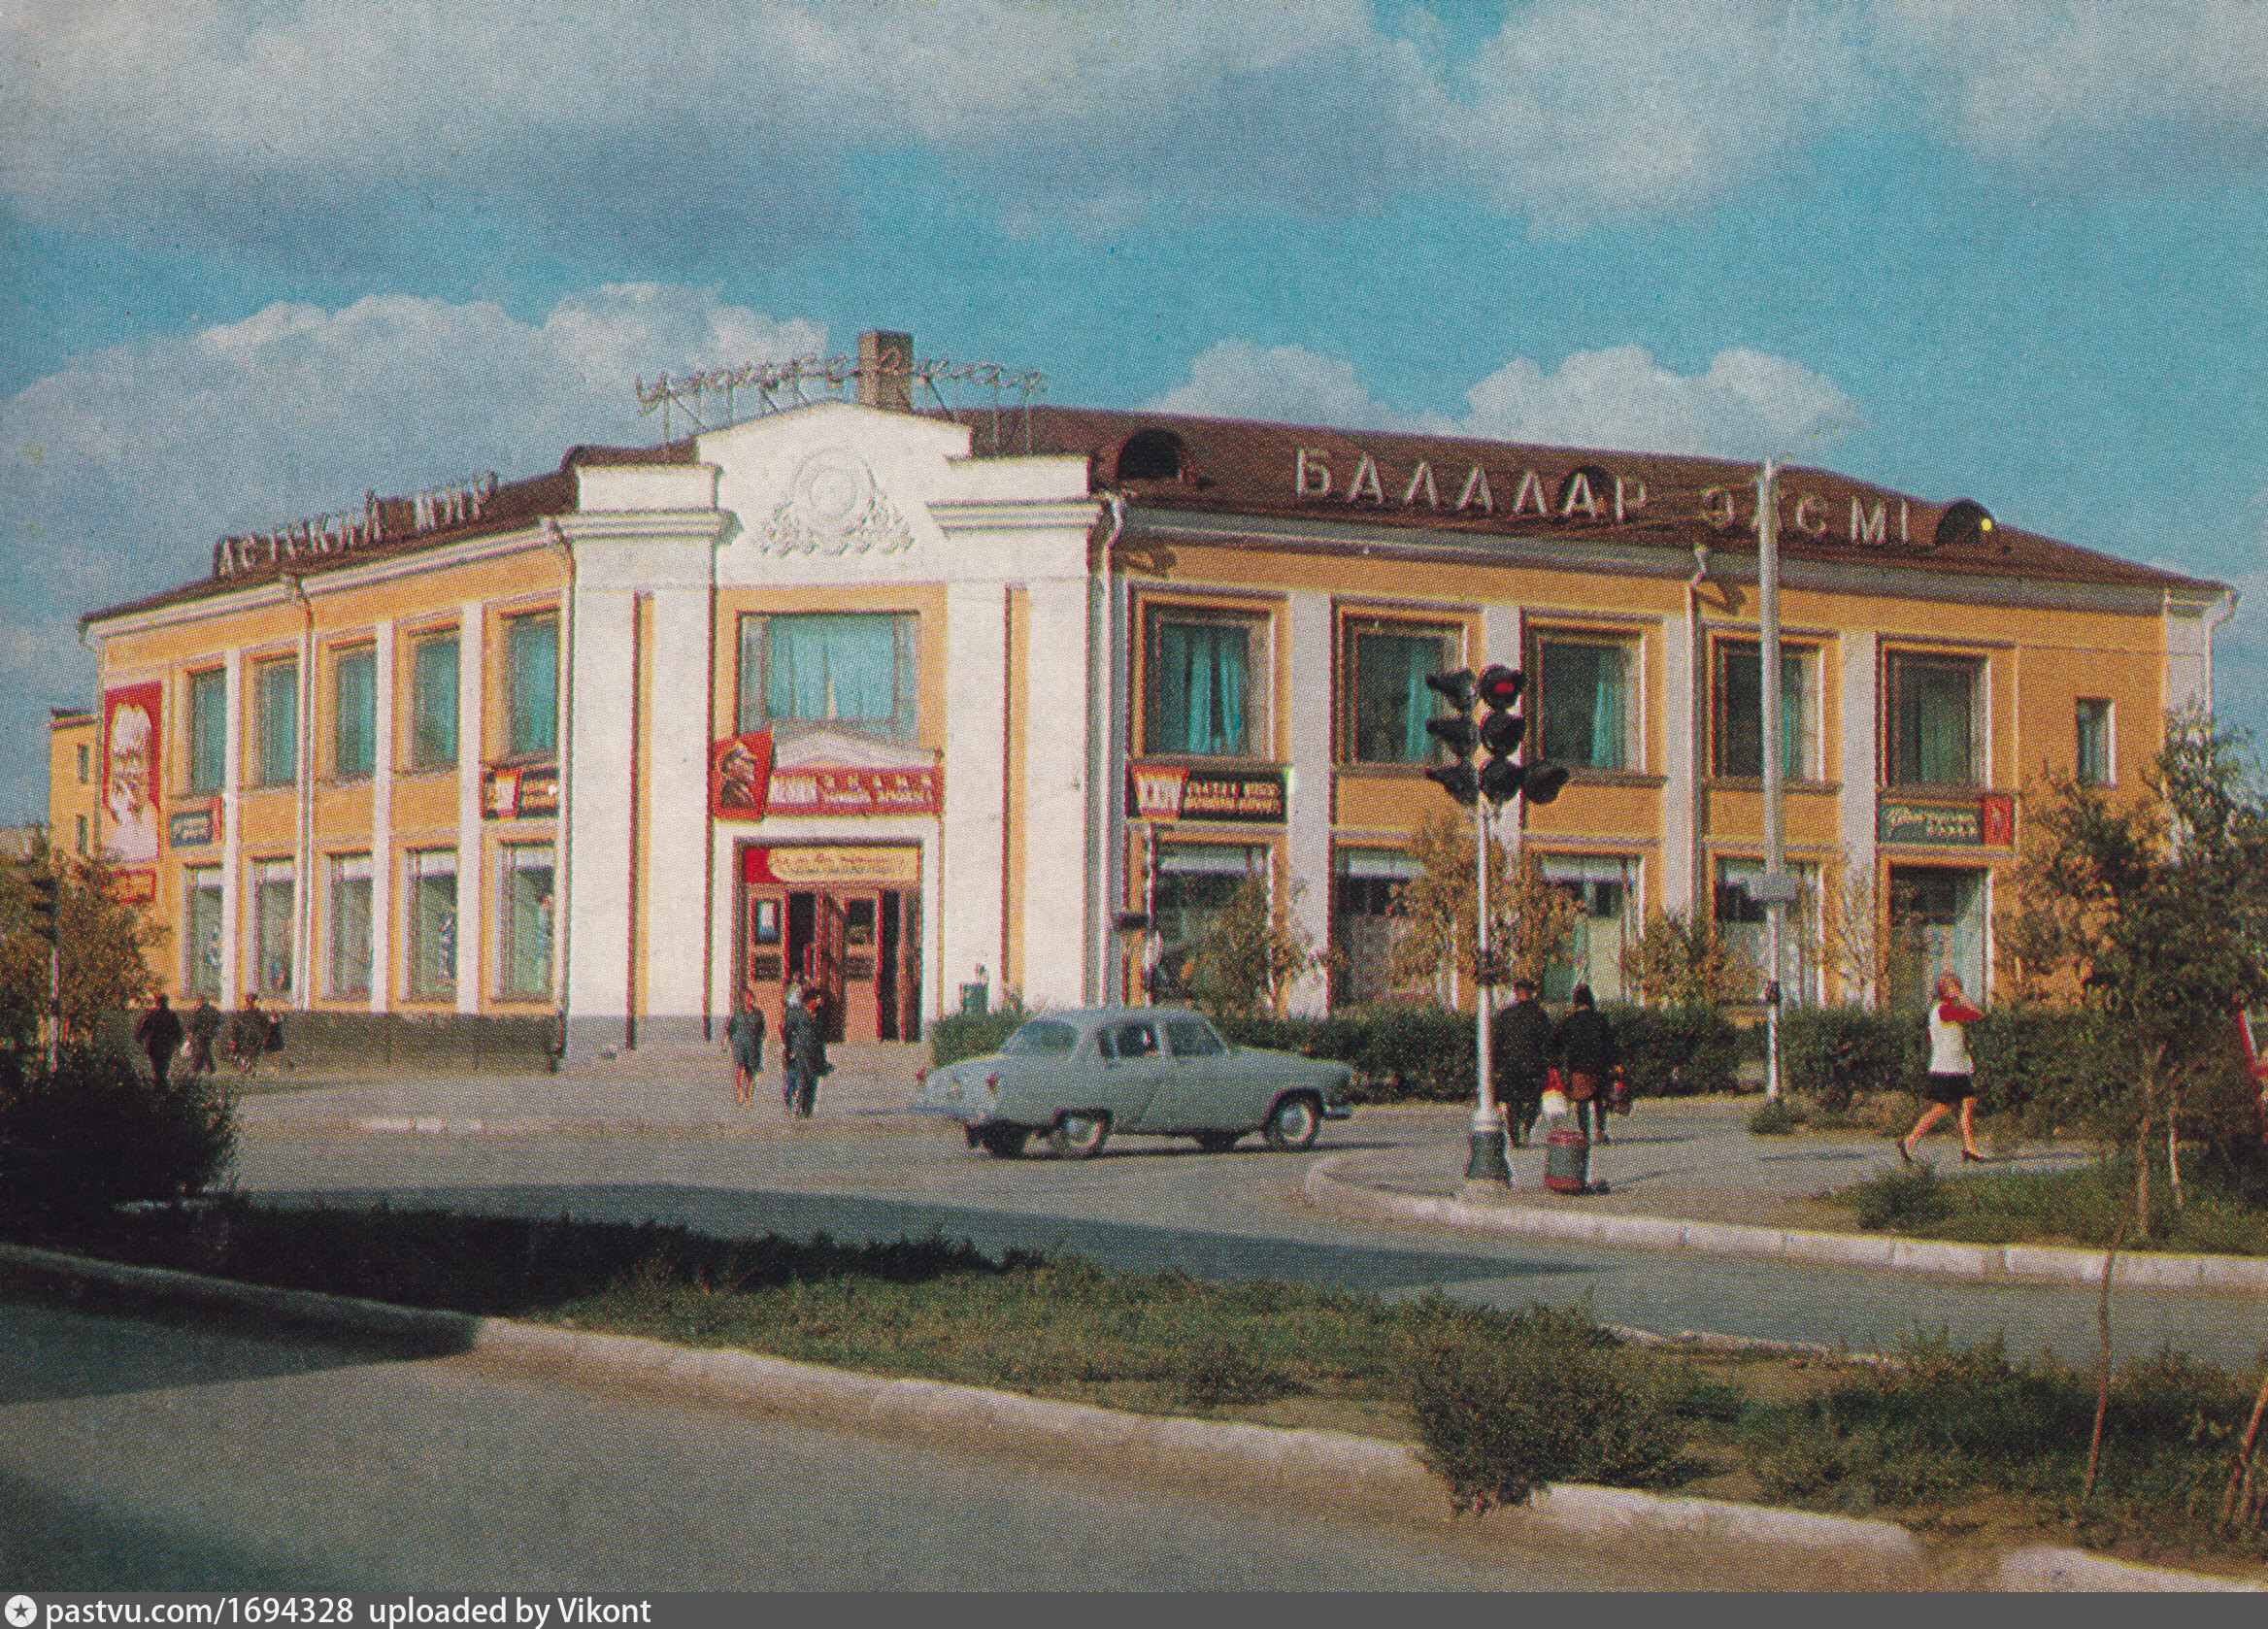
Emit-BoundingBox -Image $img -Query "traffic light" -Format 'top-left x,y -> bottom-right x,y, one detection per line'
1470,663 -> 1571,808
23,865 -> 56,942
1422,669 -> 1478,807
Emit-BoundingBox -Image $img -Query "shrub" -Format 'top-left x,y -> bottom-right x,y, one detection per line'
1842,1166 -> 1953,1232
1749,1097 -> 1808,1135
1169,1335 -> 1298,1411
927,1012 -> 1028,1068
0,1047 -> 236,1234
1780,1006 -> 1916,1110
1605,1002 -> 1742,1096
1403,1299 -> 1687,1513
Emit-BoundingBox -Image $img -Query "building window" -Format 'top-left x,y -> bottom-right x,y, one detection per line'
1333,849 -> 1419,1006
251,858 -> 293,996
737,613 -> 917,743
1715,641 -> 1815,780
1533,637 -> 1633,772
254,659 -> 297,786
1887,652 -> 1983,788
2076,698 -> 2112,785
505,612 -> 559,760
1887,865 -> 1986,1012
1145,612 -> 1261,757
184,866 -> 222,998
1149,843 -> 1267,997
410,632 -> 459,771
1715,858 -> 1818,1006
329,853 -> 372,999
75,743 -> 88,784
73,814 -> 86,855
1344,620 -> 1457,765
333,647 -> 376,781
1540,853 -> 1636,1004
187,669 -> 226,793
406,849 -> 457,999
500,844 -> 554,999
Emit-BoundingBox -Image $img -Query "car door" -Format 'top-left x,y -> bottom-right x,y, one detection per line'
1093,1017 -> 1167,1127
1151,1016 -> 1234,1131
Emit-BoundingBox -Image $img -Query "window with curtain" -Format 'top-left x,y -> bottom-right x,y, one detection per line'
500,844 -> 554,999
1146,614 -> 1258,757
329,853 -> 372,998
1332,849 -> 1420,1006
333,647 -> 376,780
252,858 -> 293,995
1150,844 -> 1268,996
737,614 -> 917,742
1888,652 -> 1983,787
410,632 -> 458,771
505,613 -> 558,759
2076,698 -> 2111,785
183,867 -> 222,997
187,668 -> 226,793
1538,852 -> 1636,1003
255,659 -> 297,786
1345,621 -> 1455,764
1715,641 -> 1814,779
1887,865 -> 1985,1012
1534,638 -> 1632,771
406,849 -> 457,999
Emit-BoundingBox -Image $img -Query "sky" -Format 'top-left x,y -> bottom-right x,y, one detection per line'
2,0 -> 2264,821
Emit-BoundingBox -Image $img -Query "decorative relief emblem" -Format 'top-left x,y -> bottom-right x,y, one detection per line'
763,449 -> 912,555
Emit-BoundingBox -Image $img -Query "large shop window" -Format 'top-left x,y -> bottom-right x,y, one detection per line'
254,659 -> 298,786
1887,652 -> 1983,787
1715,858 -> 1818,1005
1149,843 -> 1267,996
499,844 -> 554,1000
505,613 -> 559,760
1333,849 -> 1420,1007
1146,612 -> 1260,758
333,647 -> 376,781
328,853 -> 372,999
1344,620 -> 1457,765
1533,637 -> 1633,772
1715,642 -> 1814,780
406,849 -> 458,999
1540,853 -> 1635,1004
187,669 -> 226,794
739,613 -> 917,744
183,866 -> 222,998
1887,865 -> 1985,1012
251,858 -> 293,996
410,632 -> 459,771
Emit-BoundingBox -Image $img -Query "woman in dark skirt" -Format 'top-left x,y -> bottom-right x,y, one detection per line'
1901,972 -> 1987,1163
1549,983 -> 1618,1147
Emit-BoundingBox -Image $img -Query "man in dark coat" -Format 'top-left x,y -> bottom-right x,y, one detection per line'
185,996 -> 221,1078
134,993 -> 185,1092
1491,977 -> 1552,1147
789,990 -> 829,1119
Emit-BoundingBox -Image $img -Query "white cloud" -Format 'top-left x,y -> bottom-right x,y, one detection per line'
1144,339 -> 1408,429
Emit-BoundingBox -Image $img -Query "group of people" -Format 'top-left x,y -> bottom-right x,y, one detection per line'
133,991 -> 281,1088
724,982 -> 829,1118
1491,979 -> 1620,1147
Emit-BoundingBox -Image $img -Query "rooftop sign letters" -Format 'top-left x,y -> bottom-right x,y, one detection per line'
1291,449 -> 1919,549
214,473 -> 500,580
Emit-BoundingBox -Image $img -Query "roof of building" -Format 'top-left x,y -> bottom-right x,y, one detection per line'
83,400 -> 2223,628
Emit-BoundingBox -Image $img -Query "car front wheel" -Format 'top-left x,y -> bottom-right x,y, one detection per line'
1263,1095 -> 1321,1152
1050,1112 -> 1111,1160
978,1124 -> 1030,1159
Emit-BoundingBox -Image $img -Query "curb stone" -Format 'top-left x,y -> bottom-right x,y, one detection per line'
1305,1154 -> 2268,1292
4,1242 -> 2256,1589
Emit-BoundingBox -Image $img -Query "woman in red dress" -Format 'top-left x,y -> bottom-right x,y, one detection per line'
1900,972 -> 1988,1163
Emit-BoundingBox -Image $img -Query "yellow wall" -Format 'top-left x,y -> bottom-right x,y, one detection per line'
47,715 -> 99,862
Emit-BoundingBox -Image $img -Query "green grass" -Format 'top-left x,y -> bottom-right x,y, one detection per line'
1828,1156 -> 2268,1255
1748,1098 -> 1809,1136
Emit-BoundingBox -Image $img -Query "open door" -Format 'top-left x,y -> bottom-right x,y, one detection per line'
812,891 -> 847,1043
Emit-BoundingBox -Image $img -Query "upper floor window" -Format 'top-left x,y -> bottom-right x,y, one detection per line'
1146,610 -> 1262,758
333,646 -> 376,780
1887,651 -> 1983,788
1344,619 -> 1456,766
737,613 -> 917,743
1715,641 -> 1815,780
410,631 -> 459,772
1533,636 -> 1633,772
254,658 -> 297,786
187,668 -> 226,793
505,612 -> 559,760
2076,698 -> 2112,786
75,743 -> 88,785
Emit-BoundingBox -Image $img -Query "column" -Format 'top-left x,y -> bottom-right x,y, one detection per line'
566,588 -> 637,1053
1660,613 -> 1699,914
645,588 -> 712,1041
1020,577 -> 1092,1010
370,617 -> 395,1012
1840,629 -> 1879,1005
1284,591 -> 1333,1016
454,601 -> 485,1015
219,649 -> 243,1001
940,580 -> 1008,1011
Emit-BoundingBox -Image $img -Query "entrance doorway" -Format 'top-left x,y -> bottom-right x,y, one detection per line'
739,846 -> 923,1047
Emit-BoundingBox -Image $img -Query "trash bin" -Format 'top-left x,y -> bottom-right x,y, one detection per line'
1545,1123 -> 1590,1194
959,981 -> 988,1016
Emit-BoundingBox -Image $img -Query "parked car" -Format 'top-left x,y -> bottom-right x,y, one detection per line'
912,1005 -> 1354,1160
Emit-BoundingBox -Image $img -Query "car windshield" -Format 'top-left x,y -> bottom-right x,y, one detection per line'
999,1019 -> 1079,1056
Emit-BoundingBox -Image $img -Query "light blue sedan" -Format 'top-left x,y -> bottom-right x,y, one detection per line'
912,1006 -> 1355,1160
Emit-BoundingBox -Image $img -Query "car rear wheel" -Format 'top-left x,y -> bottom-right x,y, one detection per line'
1263,1095 -> 1321,1152
1193,1130 -> 1241,1153
1049,1112 -> 1111,1160
978,1124 -> 1029,1159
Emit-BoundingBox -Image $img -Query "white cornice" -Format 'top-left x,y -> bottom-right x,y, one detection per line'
555,510 -> 732,546
928,499 -> 1103,533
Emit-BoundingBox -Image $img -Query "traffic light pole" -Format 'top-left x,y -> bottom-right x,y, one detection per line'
1464,796 -> 1511,1187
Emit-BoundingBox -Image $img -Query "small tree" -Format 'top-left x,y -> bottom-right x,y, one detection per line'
1183,877 -> 1332,1019
1822,851 -> 1882,1007
1387,812 -> 1582,999
1619,909 -> 1752,1007
0,841 -> 167,1051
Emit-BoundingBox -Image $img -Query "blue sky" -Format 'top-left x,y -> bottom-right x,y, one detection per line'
3,1 -> 2264,820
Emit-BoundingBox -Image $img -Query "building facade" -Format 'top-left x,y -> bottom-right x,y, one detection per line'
66,333 -> 2233,1054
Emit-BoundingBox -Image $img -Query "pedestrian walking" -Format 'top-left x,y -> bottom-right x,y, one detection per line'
185,995 -> 220,1079
780,983 -> 806,1115
134,993 -> 185,1092
229,992 -> 266,1079
1901,973 -> 1988,1163
790,989 -> 829,1119
1549,983 -> 1618,1147
724,989 -> 767,1109
1491,976 -> 1552,1147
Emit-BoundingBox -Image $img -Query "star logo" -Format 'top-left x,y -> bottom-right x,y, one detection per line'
6,1595 -> 37,1628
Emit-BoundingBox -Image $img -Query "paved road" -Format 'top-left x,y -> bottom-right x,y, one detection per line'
0,1298 -> 1654,1590
233,1100 -> 2268,1370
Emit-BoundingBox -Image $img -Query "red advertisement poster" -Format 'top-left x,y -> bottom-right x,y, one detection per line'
710,729 -> 776,820
103,681 -> 162,866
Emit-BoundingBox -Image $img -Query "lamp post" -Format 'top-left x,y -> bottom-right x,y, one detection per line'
1756,459 -> 1797,1099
